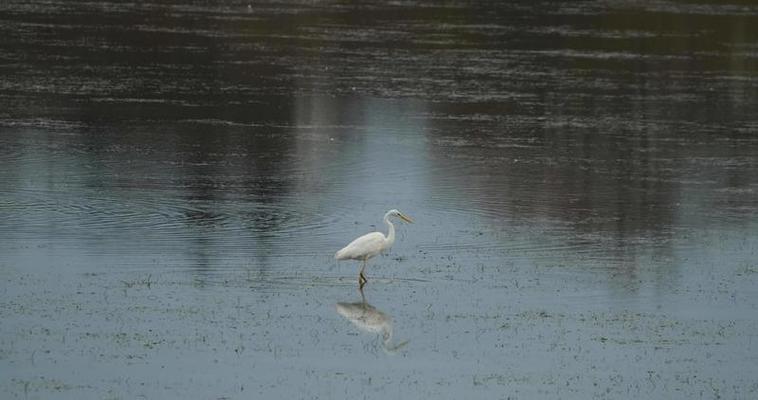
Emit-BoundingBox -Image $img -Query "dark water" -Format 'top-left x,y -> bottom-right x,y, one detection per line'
2,1 -> 758,398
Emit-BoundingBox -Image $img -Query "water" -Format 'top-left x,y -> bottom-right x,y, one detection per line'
2,1 -> 758,398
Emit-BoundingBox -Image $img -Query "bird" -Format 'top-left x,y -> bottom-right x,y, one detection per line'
335,209 -> 413,288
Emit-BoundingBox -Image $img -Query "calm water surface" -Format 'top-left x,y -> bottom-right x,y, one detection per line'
2,1 -> 758,399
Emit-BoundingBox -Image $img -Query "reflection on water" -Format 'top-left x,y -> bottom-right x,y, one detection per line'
336,288 -> 409,353
1,0 -> 758,398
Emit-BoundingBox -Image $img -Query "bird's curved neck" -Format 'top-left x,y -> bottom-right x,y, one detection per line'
383,213 -> 395,246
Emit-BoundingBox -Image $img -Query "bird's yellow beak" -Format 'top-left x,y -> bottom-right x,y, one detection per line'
399,213 -> 414,224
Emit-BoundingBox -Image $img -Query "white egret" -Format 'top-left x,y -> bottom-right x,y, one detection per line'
335,209 -> 413,287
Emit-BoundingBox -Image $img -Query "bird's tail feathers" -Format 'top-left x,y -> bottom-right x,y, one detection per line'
335,247 -> 349,260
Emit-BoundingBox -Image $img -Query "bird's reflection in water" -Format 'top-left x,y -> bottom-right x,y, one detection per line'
335,288 -> 409,353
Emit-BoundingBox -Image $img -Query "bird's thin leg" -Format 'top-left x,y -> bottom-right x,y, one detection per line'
359,284 -> 366,304
359,258 -> 368,289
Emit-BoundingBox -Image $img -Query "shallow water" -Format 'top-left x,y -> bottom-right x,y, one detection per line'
2,1 -> 758,399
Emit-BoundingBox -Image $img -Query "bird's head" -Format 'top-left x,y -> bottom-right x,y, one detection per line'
387,209 -> 414,224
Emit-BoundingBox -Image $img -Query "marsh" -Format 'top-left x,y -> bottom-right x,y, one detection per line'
1,0 -> 757,398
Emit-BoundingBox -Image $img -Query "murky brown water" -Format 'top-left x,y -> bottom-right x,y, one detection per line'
2,1 -> 758,399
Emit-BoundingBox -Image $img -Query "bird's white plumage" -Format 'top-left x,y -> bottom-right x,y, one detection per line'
335,209 -> 413,286
335,232 -> 387,261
